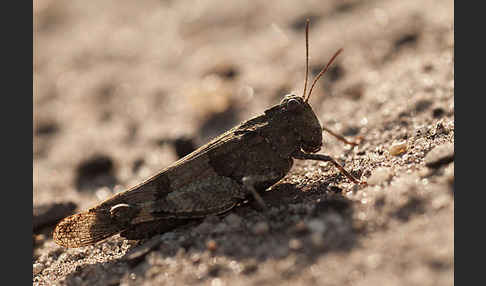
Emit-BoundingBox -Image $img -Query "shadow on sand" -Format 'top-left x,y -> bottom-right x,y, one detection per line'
63,180 -> 363,285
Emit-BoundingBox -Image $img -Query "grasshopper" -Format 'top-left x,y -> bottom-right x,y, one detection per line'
53,20 -> 364,248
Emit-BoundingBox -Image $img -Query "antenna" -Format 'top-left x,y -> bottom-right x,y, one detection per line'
302,19 -> 310,100
305,48 -> 343,102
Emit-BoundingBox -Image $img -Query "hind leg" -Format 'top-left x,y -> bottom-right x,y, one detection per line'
120,219 -> 190,240
138,175 -> 247,219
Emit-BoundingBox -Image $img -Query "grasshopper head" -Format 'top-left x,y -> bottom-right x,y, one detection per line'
278,19 -> 343,154
270,20 -> 342,155
280,94 -> 322,153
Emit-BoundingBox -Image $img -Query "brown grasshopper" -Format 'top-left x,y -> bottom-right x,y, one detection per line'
53,20 -> 365,248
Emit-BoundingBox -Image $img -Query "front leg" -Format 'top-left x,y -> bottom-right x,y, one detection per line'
292,150 -> 365,185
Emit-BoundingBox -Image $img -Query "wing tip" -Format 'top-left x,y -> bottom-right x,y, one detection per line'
53,211 -> 123,248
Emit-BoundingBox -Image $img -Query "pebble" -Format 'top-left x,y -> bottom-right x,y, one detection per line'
424,143 -> 454,168
289,238 -> 303,250
389,141 -> 407,156
33,263 -> 44,276
206,239 -> 218,252
433,121 -> 448,135
367,167 -> 392,185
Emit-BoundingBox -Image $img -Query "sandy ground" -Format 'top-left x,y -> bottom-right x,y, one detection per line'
33,0 -> 454,285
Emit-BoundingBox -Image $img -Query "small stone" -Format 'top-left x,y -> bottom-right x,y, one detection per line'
367,167 -> 392,185
424,143 -> 454,168
389,141 -> 407,156
289,238 -> 303,250
190,253 -> 202,264
33,263 -> 44,276
206,239 -> 218,252
252,222 -> 269,235
434,121 -> 448,135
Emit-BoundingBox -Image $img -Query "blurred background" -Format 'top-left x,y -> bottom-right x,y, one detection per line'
34,0 -> 453,285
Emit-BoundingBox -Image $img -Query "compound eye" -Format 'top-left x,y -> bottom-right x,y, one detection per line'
286,98 -> 301,111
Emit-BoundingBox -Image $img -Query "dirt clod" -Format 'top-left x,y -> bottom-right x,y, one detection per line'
75,154 -> 117,192
424,143 -> 454,169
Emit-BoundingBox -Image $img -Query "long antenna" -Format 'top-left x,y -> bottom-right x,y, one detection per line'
302,19 -> 310,99
305,48 -> 343,102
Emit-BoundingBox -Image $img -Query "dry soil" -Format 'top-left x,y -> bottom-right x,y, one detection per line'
33,0 -> 454,285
